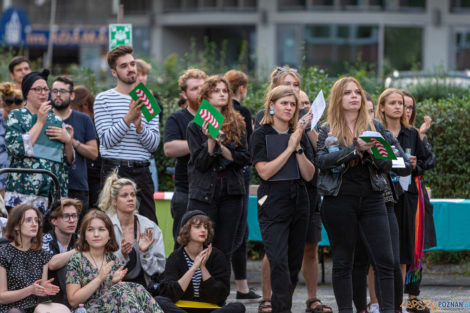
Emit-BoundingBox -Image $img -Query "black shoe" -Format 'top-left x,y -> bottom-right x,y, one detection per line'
406,299 -> 430,313
236,288 -> 262,300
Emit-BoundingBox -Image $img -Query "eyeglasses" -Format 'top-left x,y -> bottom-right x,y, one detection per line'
24,217 -> 41,225
30,87 -> 50,94
61,213 -> 79,221
51,89 -> 71,95
4,98 -> 23,106
405,105 -> 415,112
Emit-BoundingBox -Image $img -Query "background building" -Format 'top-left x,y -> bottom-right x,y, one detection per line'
1,0 -> 470,76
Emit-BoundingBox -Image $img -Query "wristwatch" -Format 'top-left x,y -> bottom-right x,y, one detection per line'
296,147 -> 304,154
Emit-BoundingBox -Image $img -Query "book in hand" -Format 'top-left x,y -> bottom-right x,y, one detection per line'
359,131 -> 397,160
193,99 -> 225,140
129,82 -> 161,122
266,134 -> 300,181
32,115 -> 63,163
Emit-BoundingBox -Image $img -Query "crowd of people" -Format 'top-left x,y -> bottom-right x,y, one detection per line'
0,46 -> 436,313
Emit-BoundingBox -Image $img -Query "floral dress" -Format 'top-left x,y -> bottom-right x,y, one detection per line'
4,108 -> 68,214
66,251 -> 163,313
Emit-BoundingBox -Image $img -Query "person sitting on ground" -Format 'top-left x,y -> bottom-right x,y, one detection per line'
156,210 -> 245,313
0,204 -> 70,313
98,171 -> 165,289
65,209 -> 163,312
43,198 -> 81,307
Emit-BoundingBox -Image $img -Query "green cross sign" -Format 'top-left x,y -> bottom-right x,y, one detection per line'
109,24 -> 132,50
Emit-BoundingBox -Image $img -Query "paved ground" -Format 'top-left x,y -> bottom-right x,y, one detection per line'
226,260 -> 470,313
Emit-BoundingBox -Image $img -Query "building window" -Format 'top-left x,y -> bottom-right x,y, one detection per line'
121,0 -> 152,14
384,26 -> 423,71
455,30 -> 470,70
451,0 -> 470,12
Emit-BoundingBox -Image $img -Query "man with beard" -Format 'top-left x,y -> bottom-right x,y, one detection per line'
51,76 -> 98,215
94,45 -> 160,224
163,68 -> 207,246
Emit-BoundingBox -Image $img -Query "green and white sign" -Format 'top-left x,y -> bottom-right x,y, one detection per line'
109,24 -> 132,50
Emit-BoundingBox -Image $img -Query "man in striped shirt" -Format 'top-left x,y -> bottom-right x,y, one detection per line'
94,45 -> 160,224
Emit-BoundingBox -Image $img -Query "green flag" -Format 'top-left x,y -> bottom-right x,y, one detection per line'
129,82 -> 161,122
360,131 -> 397,160
193,99 -> 225,139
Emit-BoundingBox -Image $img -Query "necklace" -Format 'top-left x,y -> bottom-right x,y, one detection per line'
88,252 -> 104,271
271,125 -> 289,134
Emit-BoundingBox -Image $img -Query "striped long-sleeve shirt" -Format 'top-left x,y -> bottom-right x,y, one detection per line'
94,89 -> 160,161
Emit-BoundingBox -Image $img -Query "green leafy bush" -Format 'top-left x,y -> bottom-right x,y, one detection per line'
415,95 -> 470,198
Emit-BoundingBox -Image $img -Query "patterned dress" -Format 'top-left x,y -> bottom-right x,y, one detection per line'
66,251 -> 163,313
4,108 -> 68,214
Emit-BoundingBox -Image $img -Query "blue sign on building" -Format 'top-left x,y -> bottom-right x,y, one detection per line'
0,7 -> 30,46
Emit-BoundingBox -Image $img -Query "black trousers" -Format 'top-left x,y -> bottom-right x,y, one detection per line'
258,181 -> 309,313
352,204 -> 403,312
68,189 -> 89,217
155,296 -> 245,313
321,193 -> 395,313
188,179 -> 243,263
171,189 -> 189,250
232,166 -> 251,280
101,161 -> 157,225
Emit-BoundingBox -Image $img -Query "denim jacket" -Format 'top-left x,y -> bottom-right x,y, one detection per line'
187,121 -> 250,203
317,119 -> 399,196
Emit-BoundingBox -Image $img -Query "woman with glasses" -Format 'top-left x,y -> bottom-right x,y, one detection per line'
375,89 -> 428,313
0,204 -> 70,312
401,90 -> 436,312
0,82 -> 23,201
99,172 -> 166,289
4,70 -> 74,214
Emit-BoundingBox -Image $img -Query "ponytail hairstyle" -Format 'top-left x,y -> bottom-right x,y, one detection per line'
98,170 -> 138,215
326,76 -> 375,146
198,75 -> 246,146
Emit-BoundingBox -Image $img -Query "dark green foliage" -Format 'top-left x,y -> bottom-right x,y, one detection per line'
416,96 -> 470,198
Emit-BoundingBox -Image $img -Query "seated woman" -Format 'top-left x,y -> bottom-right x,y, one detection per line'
98,172 -> 165,289
65,210 -> 163,313
156,210 -> 245,313
0,204 -> 70,313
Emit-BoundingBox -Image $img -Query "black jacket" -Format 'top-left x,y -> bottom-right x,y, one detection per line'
156,246 -> 230,306
187,121 -> 250,203
316,119 -> 396,196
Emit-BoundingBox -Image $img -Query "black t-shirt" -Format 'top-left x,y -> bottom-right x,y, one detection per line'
163,108 -> 194,192
251,124 -> 315,188
339,161 -> 373,196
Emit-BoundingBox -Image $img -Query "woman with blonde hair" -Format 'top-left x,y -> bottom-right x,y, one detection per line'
0,82 -> 23,198
98,172 -> 165,289
186,75 -> 250,265
0,204 -> 70,313
317,77 -> 395,313
251,85 -> 315,313
375,89 -> 428,313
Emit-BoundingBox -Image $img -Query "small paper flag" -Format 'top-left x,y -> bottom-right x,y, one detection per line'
129,82 -> 161,122
360,131 -> 397,160
193,99 -> 225,139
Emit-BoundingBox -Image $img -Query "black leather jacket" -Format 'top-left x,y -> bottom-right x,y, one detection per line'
187,121 -> 250,203
317,119 -> 408,196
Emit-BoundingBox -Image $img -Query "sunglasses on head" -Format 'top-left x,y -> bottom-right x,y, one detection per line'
276,67 -> 298,73
5,98 -> 23,106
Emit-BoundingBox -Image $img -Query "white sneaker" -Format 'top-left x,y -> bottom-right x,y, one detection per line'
370,303 -> 380,313
402,307 -> 408,313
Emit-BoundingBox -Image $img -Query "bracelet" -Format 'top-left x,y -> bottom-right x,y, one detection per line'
74,141 -> 81,150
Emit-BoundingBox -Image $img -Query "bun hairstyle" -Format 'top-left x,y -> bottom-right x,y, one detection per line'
98,171 -> 137,215
0,82 -> 23,103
